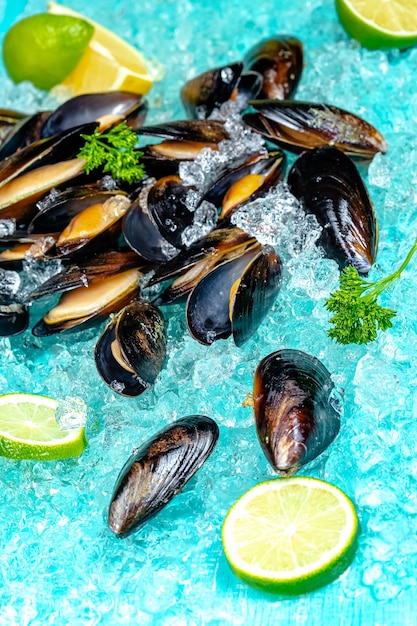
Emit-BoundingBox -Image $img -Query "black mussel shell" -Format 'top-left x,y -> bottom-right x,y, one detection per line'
95,318 -> 148,397
28,187 -> 126,235
28,249 -> 144,301
147,175 -> 199,248
243,36 -> 304,100
32,268 -> 141,336
138,119 -> 229,144
116,300 -> 166,389
287,146 -> 378,273
108,415 -> 219,536
0,111 -> 52,160
186,244 -> 282,346
203,150 -> 286,214
232,245 -> 282,346
0,296 -> 29,336
181,62 -> 243,119
243,100 -> 388,158
95,300 -> 166,397
253,349 -> 341,475
148,226 -> 254,287
122,185 -> 180,263
41,92 -> 144,138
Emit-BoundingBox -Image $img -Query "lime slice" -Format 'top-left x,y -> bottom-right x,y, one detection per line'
336,0 -> 417,50
222,477 -> 359,594
0,393 -> 87,461
47,1 -> 161,96
2,14 -> 94,90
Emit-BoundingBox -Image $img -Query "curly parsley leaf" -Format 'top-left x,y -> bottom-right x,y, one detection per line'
78,121 -> 145,184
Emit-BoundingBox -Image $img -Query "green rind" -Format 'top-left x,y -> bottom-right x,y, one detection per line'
222,477 -> 360,595
0,429 -> 87,461
335,0 -> 417,50
2,14 -> 94,90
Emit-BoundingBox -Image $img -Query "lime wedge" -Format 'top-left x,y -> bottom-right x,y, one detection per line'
2,14 -> 94,90
0,393 -> 87,461
47,1 -> 161,96
222,477 -> 359,594
336,0 -> 417,50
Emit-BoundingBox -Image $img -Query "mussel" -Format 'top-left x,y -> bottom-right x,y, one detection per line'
108,415 -> 219,536
253,349 -> 341,475
32,268 -> 142,335
186,243 -> 282,346
243,36 -> 304,100
181,62 -> 262,119
40,91 -> 147,138
287,146 -> 378,273
95,300 -> 167,397
243,100 -> 388,158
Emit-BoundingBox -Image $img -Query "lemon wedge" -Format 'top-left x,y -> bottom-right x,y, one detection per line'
48,1 -> 163,96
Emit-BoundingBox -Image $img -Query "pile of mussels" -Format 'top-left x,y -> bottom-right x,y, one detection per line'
0,37 -> 387,534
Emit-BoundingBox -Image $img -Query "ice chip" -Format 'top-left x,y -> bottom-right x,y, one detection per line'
0,268 -> 21,296
36,188 -> 61,212
0,219 -> 16,238
181,200 -> 218,247
110,380 -> 125,393
56,396 -> 87,430
231,182 -> 321,254
179,112 -> 266,193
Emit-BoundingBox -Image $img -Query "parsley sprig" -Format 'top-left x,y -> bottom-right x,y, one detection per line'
78,121 -> 145,184
325,237 -> 417,345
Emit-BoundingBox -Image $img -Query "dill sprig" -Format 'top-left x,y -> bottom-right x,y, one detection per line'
78,121 -> 145,184
325,237 -> 417,345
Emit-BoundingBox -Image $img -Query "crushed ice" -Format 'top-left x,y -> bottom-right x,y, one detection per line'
55,396 -> 87,430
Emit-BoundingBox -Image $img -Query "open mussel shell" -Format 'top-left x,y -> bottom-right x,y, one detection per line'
150,227 -> 257,306
95,300 -> 167,397
203,149 -> 286,216
0,111 -> 52,160
243,100 -> 388,158
181,62 -> 243,119
28,249 -> 145,301
287,146 -> 378,273
138,119 -> 229,143
108,415 -> 219,536
243,36 -> 304,100
28,187 -> 127,235
253,349 -> 341,476
32,268 -> 142,336
53,194 -> 131,257
186,244 -> 282,346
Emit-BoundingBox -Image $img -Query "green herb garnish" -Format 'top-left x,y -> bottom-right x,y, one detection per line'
78,121 -> 145,184
325,237 -> 417,345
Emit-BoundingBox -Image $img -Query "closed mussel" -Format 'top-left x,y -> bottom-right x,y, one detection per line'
253,349 -> 341,475
108,415 -> 219,536
287,146 -> 378,273
95,300 -> 166,397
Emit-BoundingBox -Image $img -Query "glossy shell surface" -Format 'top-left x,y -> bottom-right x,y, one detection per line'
108,415 -> 219,536
287,146 -> 378,273
253,349 -> 341,475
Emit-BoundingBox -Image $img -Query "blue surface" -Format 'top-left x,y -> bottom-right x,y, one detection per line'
1,1 -> 417,625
